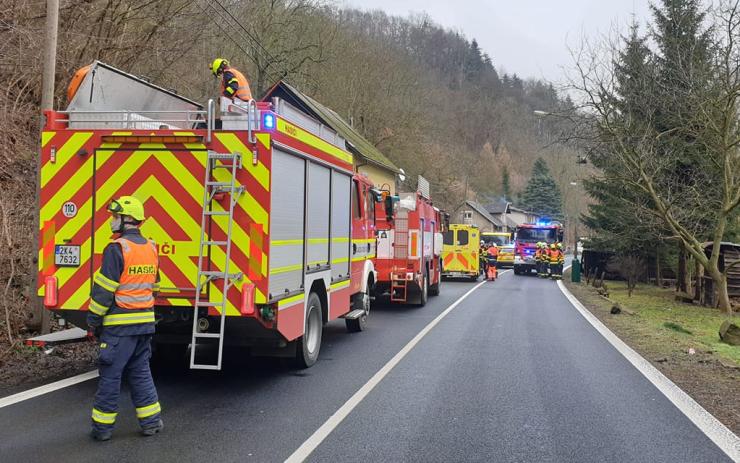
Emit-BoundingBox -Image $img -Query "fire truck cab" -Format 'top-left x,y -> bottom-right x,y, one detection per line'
513,221 -> 563,275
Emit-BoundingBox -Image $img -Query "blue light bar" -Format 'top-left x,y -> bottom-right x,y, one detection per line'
263,113 -> 276,130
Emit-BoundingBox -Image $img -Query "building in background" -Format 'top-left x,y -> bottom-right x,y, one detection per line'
485,198 -> 539,231
456,200 -> 503,232
262,81 -> 401,193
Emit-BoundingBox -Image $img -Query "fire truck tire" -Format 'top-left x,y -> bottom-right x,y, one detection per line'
417,274 -> 428,307
429,276 -> 440,296
295,292 -> 323,368
346,291 -> 370,333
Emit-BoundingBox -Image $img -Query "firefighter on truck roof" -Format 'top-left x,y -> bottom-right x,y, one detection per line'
210,58 -> 253,102
87,196 -> 163,441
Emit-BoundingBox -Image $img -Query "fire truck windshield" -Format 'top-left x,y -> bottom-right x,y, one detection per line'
516,228 -> 557,243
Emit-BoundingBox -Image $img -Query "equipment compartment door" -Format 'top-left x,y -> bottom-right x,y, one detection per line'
92,147 -> 207,304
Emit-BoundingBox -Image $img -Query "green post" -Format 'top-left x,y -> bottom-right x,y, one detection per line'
571,258 -> 581,283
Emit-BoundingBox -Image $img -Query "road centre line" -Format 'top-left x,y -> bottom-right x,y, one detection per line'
556,276 -> 740,461
285,276 -> 496,462
0,370 -> 98,409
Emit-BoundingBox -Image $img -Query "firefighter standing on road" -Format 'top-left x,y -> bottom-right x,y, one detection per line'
549,243 -> 565,280
534,242 -> 544,277
486,243 -> 499,281
210,58 -> 253,102
479,243 -> 488,277
87,196 -> 163,441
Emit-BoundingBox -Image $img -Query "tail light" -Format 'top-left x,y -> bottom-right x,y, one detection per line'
44,276 -> 58,307
240,283 -> 255,316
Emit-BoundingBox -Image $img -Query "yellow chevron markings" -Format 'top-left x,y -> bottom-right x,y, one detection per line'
256,133 -> 270,151
180,149 -> 270,235
40,148 -> 117,223
214,133 -> 270,191
136,219 -> 198,293
40,132 -> 93,188
42,131 -> 55,148
44,145 -> 270,311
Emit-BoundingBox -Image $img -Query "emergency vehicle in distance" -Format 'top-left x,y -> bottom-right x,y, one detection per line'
441,224 -> 481,280
513,221 -> 564,275
481,231 -> 514,268
373,177 -> 444,305
38,61 -> 377,370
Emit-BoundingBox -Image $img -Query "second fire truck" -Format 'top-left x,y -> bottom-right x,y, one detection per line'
373,177 -> 444,306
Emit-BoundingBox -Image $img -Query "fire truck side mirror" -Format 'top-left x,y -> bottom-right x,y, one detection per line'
352,243 -> 357,254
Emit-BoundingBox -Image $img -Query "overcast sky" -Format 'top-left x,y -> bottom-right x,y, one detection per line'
341,1 -> 653,84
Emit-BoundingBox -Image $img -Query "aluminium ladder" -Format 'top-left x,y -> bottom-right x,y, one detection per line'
190,150 -> 244,370
390,214 -> 409,302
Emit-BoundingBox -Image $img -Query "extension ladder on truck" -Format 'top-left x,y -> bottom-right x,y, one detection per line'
190,150 -> 244,370
390,214 -> 409,302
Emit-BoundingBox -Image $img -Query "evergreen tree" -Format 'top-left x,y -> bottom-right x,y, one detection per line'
520,158 -> 562,220
582,21 -> 665,256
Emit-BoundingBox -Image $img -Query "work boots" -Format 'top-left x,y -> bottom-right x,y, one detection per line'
141,419 -> 164,436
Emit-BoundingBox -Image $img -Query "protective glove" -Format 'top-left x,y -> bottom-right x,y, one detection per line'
87,324 -> 103,340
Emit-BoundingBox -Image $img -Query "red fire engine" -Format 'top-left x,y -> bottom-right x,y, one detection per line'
513,221 -> 563,275
37,61 -> 377,370
373,177 -> 444,305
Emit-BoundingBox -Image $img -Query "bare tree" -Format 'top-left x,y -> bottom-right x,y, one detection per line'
569,1 -> 740,313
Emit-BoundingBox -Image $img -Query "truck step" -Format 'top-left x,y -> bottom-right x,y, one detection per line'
341,309 -> 366,320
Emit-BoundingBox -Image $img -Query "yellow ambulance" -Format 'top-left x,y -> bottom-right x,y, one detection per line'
442,224 -> 481,280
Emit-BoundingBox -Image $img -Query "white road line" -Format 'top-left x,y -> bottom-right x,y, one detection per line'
285,279 -> 490,463
0,370 -> 98,409
557,278 -> 740,461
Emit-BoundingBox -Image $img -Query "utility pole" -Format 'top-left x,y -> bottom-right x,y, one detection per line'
36,0 -> 59,334
40,0 -> 60,111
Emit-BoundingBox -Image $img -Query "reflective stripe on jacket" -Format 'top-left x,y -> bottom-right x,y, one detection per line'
549,250 -> 564,263
114,238 -> 158,309
220,67 -> 253,101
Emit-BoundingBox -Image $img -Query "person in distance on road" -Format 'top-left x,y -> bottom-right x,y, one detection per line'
480,243 -> 489,277
87,196 -> 163,441
535,242 -> 544,276
486,243 -> 499,281
210,58 -> 253,102
549,243 -> 565,280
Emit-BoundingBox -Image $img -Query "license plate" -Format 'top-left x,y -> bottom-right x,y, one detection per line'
55,245 -> 81,267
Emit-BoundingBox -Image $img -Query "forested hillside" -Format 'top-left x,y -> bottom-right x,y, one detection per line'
0,0 -> 582,344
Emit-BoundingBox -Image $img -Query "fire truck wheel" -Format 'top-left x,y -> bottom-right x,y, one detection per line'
346,291 -> 370,333
429,276 -> 440,296
417,274 -> 428,307
295,292 -> 323,368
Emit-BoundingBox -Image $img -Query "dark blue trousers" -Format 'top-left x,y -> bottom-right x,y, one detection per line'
91,333 -> 161,432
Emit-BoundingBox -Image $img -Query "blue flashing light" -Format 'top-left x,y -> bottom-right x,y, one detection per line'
263,113 -> 276,130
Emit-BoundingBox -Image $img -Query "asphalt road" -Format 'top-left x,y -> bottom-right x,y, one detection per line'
0,270 -> 732,462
